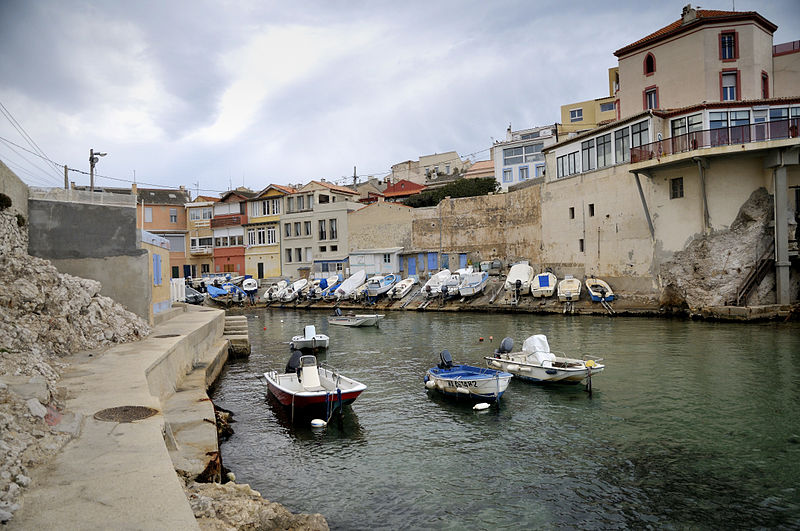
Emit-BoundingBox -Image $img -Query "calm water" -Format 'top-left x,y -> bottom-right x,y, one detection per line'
212,309 -> 800,529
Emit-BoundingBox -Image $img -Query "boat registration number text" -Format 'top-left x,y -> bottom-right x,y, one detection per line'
453,380 -> 477,388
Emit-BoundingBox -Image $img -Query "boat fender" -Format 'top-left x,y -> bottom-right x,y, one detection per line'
473,402 -> 490,411
425,380 -> 435,389
490,360 -> 502,368
456,387 -> 470,394
506,364 -> 519,372
311,419 -> 327,428
585,360 -> 597,368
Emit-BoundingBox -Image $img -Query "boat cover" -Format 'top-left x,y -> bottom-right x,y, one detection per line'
522,335 -> 556,365
207,285 -> 227,298
304,325 -> 317,339
537,274 -> 550,287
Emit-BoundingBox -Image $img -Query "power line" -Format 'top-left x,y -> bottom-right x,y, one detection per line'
0,99 -> 64,182
0,141 -> 62,187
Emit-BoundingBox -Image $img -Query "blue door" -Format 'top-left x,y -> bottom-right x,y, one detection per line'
408,256 -> 416,275
459,253 -> 467,269
427,252 -> 438,271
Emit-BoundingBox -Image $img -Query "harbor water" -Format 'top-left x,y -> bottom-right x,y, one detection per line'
212,309 -> 800,529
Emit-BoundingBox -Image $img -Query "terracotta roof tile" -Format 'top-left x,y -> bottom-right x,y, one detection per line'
311,180 -> 358,195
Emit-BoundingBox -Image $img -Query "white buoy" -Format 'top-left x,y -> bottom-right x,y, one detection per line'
473,402 -> 490,410
310,419 -> 327,428
425,380 -> 436,389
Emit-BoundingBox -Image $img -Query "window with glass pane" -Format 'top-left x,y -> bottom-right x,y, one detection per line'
645,88 -> 657,109
503,147 -> 523,165
570,109 -> 583,122
304,221 -> 311,236
596,134 -> 611,167
670,177 -> 684,199
720,32 -> 735,59
722,73 -> 737,101
203,208 -> 212,219
287,197 -> 294,212
709,112 -> 728,129
295,248 -> 302,262
519,166 -> 529,180
671,118 -> 687,138
247,229 -> 256,246
267,227 -> 276,244
557,156 -> 566,178
319,220 -> 326,240
770,108 -> 789,121
329,219 -> 337,239
285,249 -> 292,262
284,223 -> 291,237
614,128 -> 630,162
257,227 -> 266,245
567,152 -> 577,175
294,222 -> 301,236
503,169 -> 512,182
600,102 -> 615,112
524,144 -> 543,162
687,114 -> 703,132
190,209 -> 201,221
581,139 -> 595,172
730,111 -> 749,126
631,121 -> 649,148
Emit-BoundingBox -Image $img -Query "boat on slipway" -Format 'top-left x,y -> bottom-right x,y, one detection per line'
389,277 -> 417,299
424,350 -> 512,401
504,263 -> 534,294
281,278 -> 309,302
485,335 -> 604,384
263,280 -> 288,302
422,269 -> 451,298
458,271 -> 489,297
585,277 -> 614,302
366,274 -> 399,297
557,276 -> 581,302
334,270 -> 367,300
264,352 -> 366,417
530,272 -> 557,298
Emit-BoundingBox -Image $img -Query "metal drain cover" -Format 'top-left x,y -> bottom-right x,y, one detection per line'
93,405 -> 159,423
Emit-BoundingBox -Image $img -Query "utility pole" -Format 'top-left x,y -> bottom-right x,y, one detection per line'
89,148 -> 106,193
63,165 -> 68,190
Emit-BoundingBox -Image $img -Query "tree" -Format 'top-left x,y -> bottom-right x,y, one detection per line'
403,177 -> 499,208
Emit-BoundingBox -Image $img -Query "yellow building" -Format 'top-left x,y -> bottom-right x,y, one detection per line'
184,196 -> 218,280
140,230 -> 172,323
559,68 -> 619,135
244,184 -> 296,280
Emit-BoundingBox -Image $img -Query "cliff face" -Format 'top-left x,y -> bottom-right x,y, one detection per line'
0,208 -> 150,523
658,187 -> 782,309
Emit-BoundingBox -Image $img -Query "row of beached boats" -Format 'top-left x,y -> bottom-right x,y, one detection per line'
504,263 -> 615,302
263,323 -> 605,422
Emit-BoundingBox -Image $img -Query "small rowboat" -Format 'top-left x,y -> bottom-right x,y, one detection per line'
424,350 -> 512,401
585,277 -> 614,302
531,272 -> 557,298
557,276 -> 581,302
264,353 -> 366,415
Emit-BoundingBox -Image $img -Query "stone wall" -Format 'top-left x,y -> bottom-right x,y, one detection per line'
0,160 -> 28,218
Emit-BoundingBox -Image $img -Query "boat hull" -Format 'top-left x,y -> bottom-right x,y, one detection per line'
291,336 -> 330,350
485,356 -> 604,384
425,365 -> 512,401
265,371 -> 366,410
327,314 -> 383,327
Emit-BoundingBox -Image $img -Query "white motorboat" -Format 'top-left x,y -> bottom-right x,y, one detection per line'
485,335 -> 604,384
422,269 -> 451,298
504,263 -> 534,293
327,309 -> 384,327
440,267 -> 471,298
307,275 -> 339,300
290,325 -> 329,350
458,271 -> 489,297
531,272 -> 557,298
557,275 -> 581,301
350,281 -> 369,301
424,350 -> 512,401
366,274 -> 399,297
586,277 -> 615,302
263,280 -> 288,302
389,277 -> 417,299
281,278 -> 309,302
334,270 -> 367,300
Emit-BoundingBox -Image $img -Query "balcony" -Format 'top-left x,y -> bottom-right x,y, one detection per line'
190,245 -> 213,256
211,215 -> 242,228
631,118 -> 800,164
190,219 -> 211,228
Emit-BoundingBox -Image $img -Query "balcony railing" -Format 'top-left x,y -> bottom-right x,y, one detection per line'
189,219 -> 211,228
210,215 -> 242,228
631,118 -> 800,163
190,245 -> 213,256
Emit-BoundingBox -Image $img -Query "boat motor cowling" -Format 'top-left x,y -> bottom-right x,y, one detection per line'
438,349 -> 453,369
285,349 -> 304,374
496,337 -> 514,355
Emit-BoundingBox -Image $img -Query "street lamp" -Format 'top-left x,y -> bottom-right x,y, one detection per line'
89,148 -> 107,192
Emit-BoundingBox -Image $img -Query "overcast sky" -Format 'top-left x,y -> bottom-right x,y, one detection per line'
1,0 -> 798,197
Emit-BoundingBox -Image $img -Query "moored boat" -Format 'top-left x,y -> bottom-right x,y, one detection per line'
264,352 -> 366,414
326,311 -> 384,327
485,335 -> 604,384
531,272 -> 557,298
263,280 -> 288,302
458,271 -> 489,297
557,276 -> 581,302
424,350 -> 512,401
291,325 -> 329,350
585,277 -> 614,302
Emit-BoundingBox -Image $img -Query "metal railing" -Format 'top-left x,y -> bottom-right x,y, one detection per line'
631,118 -> 800,163
189,245 -> 213,255
210,215 -> 242,228
28,187 -> 136,207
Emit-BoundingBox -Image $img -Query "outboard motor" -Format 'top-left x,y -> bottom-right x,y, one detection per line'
334,307 -> 342,316
495,337 -> 514,356
515,279 -> 522,292
438,349 -> 453,369
441,285 -> 448,297
285,349 -> 304,374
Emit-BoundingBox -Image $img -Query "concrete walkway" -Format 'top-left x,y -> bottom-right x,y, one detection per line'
12,305 -> 226,530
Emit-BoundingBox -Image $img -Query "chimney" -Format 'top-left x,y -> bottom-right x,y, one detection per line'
506,123 -> 512,141
179,185 -> 186,190
681,4 -> 697,24
131,183 -> 137,195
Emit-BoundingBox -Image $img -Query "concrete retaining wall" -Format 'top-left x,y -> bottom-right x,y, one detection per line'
0,161 -> 28,217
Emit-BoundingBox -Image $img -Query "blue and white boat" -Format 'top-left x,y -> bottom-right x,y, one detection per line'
424,350 -> 512,401
585,277 -> 614,302
531,272 -> 557,298
458,271 -> 489,297
366,273 -> 399,297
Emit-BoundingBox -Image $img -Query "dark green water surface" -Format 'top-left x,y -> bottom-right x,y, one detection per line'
211,309 -> 800,529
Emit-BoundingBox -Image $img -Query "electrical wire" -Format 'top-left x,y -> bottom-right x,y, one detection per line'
0,141 -> 63,187
0,100 -> 64,182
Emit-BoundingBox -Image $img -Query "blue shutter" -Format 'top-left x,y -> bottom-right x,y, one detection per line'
427,252 -> 437,270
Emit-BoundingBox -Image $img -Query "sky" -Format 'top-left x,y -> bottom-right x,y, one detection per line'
1,0 -> 798,197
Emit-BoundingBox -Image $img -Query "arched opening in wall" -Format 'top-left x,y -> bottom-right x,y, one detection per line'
644,53 -> 656,75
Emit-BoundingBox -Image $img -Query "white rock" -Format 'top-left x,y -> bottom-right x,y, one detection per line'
25,399 -> 47,418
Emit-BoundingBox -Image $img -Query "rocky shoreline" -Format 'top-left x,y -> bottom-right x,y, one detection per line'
0,208 -> 327,529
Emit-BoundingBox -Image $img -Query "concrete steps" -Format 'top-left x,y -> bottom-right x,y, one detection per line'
224,315 -> 251,358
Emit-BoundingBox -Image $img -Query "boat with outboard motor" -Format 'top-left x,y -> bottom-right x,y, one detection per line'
485,335 -> 604,384
326,308 -> 384,327
281,278 -> 309,302
586,277 -> 614,302
263,280 -> 288,302
290,325 -> 329,350
422,269 -> 451,298
264,351 -> 366,414
557,276 -> 581,302
504,263 -> 534,293
389,277 -> 417,299
334,270 -> 367,300
458,271 -> 489,297
424,350 -> 512,401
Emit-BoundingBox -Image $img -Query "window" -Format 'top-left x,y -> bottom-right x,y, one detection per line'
383,253 -> 391,263
144,207 -> 152,223
709,111 -> 728,129
503,169 -> 512,182
556,151 -> 579,178
671,117 -> 687,138
169,208 -> 177,223
670,177 -> 684,199
596,133 -> 611,168
201,263 -> 210,274
284,223 -> 291,237
247,228 -> 256,246
520,131 -> 540,140
730,111 -> 749,126
644,53 -> 656,75
190,207 -> 213,221
631,121 -> 649,148
600,102 -> 615,112
581,139 -> 595,172
762,72 -> 769,99
295,248 -> 302,262
331,245 -> 337,252
293,222 -> 301,237
588,203 -> 595,217
297,196 -> 305,211
579,239 -> 585,253
720,31 -> 737,60
319,246 -> 327,252
267,227 -> 276,244
445,165 -> 450,174
535,164 -> 545,177
285,249 -> 292,263
570,108 -> 583,122
304,221 -> 311,236
305,248 -> 312,261
644,87 -> 658,109
569,207 -> 575,219
287,197 -> 294,212
319,220 -> 327,240
256,227 -> 266,245
503,144 -> 543,165
172,266 -> 179,278
152,254 -> 161,286
329,219 -> 337,239
615,128 -> 630,163
519,166 -> 529,181
721,71 -> 738,101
